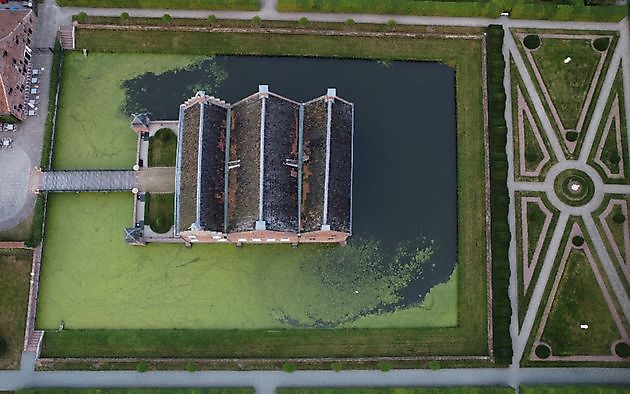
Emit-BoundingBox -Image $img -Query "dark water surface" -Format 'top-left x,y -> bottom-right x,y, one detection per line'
125,56 -> 457,307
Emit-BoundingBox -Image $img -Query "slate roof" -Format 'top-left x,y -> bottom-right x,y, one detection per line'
175,87 -> 353,236
0,10 -> 36,121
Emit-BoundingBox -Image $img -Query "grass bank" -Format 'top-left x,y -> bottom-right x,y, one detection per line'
276,0 -> 626,22
19,390 -> 254,394
277,388 -> 514,394
0,252 -> 32,370
58,0 -> 259,10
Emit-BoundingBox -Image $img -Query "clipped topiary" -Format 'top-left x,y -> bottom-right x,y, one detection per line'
186,362 -> 199,372
377,361 -> 392,372
535,344 -> 551,359
0,336 -> 7,357
162,14 -> 173,25
613,212 -> 626,224
523,35 -> 541,50
252,16 -> 262,26
77,12 -> 88,23
345,18 -> 356,28
120,12 -> 129,23
593,37 -> 610,52
565,131 -> 578,142
615,342 -> 630,358
207,14 -> 217,26
572,235 -> 584,247
387,19 -> 397,30
331,363 -> 343,372
282,362 -> 296,373
609,152 -> 621,165
136,361 -> 149,372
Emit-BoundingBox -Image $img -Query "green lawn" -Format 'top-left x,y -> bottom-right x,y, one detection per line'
19,390 -> 253,394
145,193 -> 175,234
510,61 -> 556,182
588,70 -> 629,184
521,387 -> 630,394
541,248 -> 620,355
530,37 -> 603,131
0,251 -> 31,370
277,389 -> 514,394
58,0 -> 259,10
148,128 -> 177,167
38,193 -> 457,330
53,53 -> 198,170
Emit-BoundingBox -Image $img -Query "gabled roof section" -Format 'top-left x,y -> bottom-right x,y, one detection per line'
198,101 -> 227,232
262,94 -> 300,232
301,97 -> 327,232
226,94 -> 262,233
327,98 -> 353,233
175,102 -> 201,232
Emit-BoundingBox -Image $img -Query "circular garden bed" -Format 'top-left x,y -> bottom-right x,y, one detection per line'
553,169 -> 595,207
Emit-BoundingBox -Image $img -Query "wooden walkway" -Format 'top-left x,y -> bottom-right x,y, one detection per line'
33,168 -> 175,193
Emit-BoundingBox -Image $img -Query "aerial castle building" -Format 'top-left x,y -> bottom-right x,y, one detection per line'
174,85 -> 354,245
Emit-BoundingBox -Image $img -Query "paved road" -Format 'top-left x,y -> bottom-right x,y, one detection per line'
3,364 -> 630,393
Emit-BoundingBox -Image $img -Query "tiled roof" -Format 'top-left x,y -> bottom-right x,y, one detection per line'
175,87 -> 353,236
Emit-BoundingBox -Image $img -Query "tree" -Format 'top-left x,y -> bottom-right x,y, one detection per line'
298,16 -> 309,28
344,18 -> 355,28
387,19 -> 397,30
252,15 -> 262,26
77,11 -> 88,23
162,13 -> 173,25
207,14 -> 217,26
120,12 -> 130,24
0,336 -> 7,357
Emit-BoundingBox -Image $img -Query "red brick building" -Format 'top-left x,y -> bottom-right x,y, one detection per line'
0,9 -> 36,123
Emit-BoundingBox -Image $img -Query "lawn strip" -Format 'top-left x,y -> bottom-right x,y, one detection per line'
0,252 -> 32,369
276,0 -> 626,21
148,128 -> 177,167
276,388 -> 514,394
144,193 -> 175,234
61,0 -> 259,10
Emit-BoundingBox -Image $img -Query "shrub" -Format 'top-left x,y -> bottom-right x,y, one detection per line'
387,19 -> 397,30
613,212 -> 625,224
377,362 -> 392,372
252,15 -> 262,26
331,363 -> 343,372
572,235 -> 584,247
282,362 -> 296,372
298,16 -> 309,27
593,37 -> 610,51
523,34 -> 540,50
344,18 -> 356,27
136,362 -> 149,372
609,152 -> 621,165
615,342 -> 630,358
77,11 -> 87,23
120,12 -> 129,23
162,13 -> 173,25
0,336 -> 7,357
207,14 -> 217,25
186,362 -> 199,372
565,131 -> 578,142
427,360 -> 441,370
535,344 -> 551,359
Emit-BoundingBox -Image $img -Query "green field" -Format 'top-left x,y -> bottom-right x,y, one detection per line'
277,389 -> 514,394
38,192 -> 457,330
0,251 -> 31,370
520,387 -> 630,394
58,0 -> 259,10
53,53 -> 198,170
19,390 -> 253,394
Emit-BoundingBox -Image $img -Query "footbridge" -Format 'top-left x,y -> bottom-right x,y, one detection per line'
32,168 -> 175,193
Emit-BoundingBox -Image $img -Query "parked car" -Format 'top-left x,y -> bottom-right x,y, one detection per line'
22,0 -> 32,8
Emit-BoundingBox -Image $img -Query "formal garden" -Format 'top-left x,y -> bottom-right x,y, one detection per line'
32,19 -> 496,368
507,28 -> 630,365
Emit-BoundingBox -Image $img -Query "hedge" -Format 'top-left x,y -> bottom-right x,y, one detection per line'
486,24 -> 513,365
277,0 -> 626,22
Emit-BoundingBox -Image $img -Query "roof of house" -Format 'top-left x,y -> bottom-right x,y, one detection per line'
175,87 -> 353,236
0,9 -> 35,120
